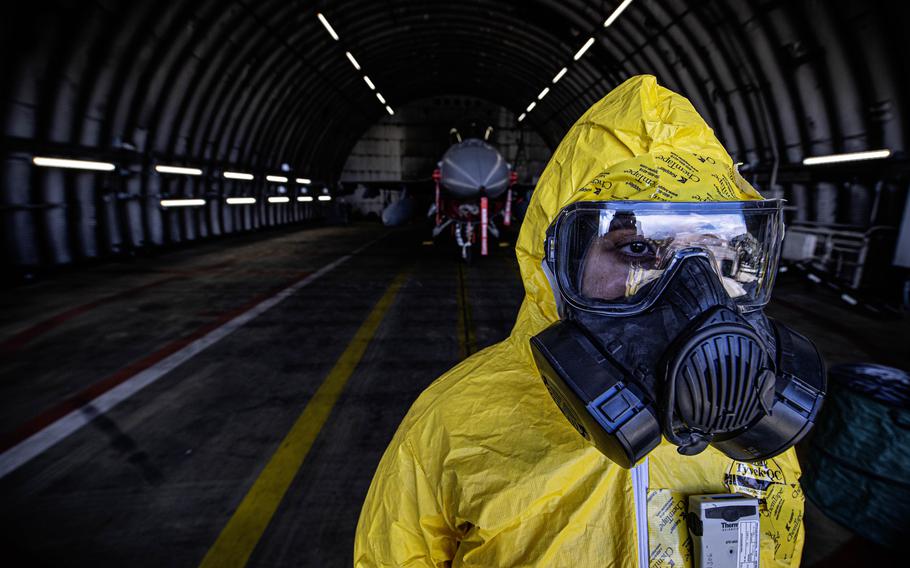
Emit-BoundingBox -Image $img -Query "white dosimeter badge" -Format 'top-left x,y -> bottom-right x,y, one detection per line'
687,494 -> 760,568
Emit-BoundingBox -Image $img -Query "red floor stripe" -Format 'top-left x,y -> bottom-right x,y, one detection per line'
0,261 -> 238,354
0,271 -> 310,453
0,276 -> 181,354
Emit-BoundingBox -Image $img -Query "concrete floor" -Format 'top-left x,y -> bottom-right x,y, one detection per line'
0,222 -> 906,566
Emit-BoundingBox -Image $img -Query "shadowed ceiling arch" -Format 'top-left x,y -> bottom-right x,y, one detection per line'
2,0 -> 908,271
5,0 -> 907,173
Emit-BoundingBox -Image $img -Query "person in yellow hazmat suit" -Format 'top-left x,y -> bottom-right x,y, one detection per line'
355,75 -> 825,567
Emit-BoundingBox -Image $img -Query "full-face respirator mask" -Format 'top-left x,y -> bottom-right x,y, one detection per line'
530,200 -> 826,468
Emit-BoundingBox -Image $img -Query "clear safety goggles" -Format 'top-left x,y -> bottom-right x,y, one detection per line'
544,200 -> 785,315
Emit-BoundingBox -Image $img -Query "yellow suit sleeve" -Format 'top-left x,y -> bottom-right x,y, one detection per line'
354,436 -> 459,567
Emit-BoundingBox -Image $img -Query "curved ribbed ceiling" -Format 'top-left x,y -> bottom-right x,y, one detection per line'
3,0 -> 906,181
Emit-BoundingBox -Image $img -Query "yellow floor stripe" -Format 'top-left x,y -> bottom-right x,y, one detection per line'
455,263 -> 477,358
198,270 -> 409,568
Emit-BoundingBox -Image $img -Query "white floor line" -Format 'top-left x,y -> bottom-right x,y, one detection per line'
0,237 -> 383,479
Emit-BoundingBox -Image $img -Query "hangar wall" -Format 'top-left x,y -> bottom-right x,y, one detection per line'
1,0 -> 908,278
340,96 -> 551,184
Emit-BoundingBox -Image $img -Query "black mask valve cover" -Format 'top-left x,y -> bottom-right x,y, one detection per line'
661,309 -> 777,456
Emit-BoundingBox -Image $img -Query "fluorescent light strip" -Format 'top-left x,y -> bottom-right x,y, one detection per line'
161,199 -> 205,207
346,51 -> 361,70
514,3 -> 633,129
385,105 -> 395,116
363,76 -> 376,90
376,92 -> 386,104
226,197 -> 256,205
32,157 -> 116,171
317,13 -> 339,40
298,196 -> 314,202
604,0 -> 635,28
802,149 -> 891,166
268,196 -> 290,204
574,37 -> 595,61
224,171 -> 254,180
155,165 -> 202,176
318,195 -> 332,201
296,178 -> 312,184
266,175 -> 288,183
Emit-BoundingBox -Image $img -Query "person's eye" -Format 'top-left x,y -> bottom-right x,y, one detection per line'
618,239 -> 656,258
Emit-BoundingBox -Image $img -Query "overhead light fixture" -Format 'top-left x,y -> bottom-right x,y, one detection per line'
160,199 -> 205,207
318,195 -> 332,201
32,156 -> 116,171
604,0 -> 635,28
317,13 -> 339,40
552,68 -> 568,84
298,196 -> 314,202
223,171 -> 254,180
155,165 -> 202,176
484,126 -> 493,140
363,76 -> 376,90
296,177 -> 312,184
226,197 -> 256,205
376,92 -> 386,104
802,149 -> 892,166
574,37 -> 595,61
268,196 -> 290,204
385,105 -> 395,116
346,52 -> 361,70
266,175 -> 288,183
514,3 -> 633,132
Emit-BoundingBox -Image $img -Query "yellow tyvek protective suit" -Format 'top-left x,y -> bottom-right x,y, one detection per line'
355,75 -> 805,567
